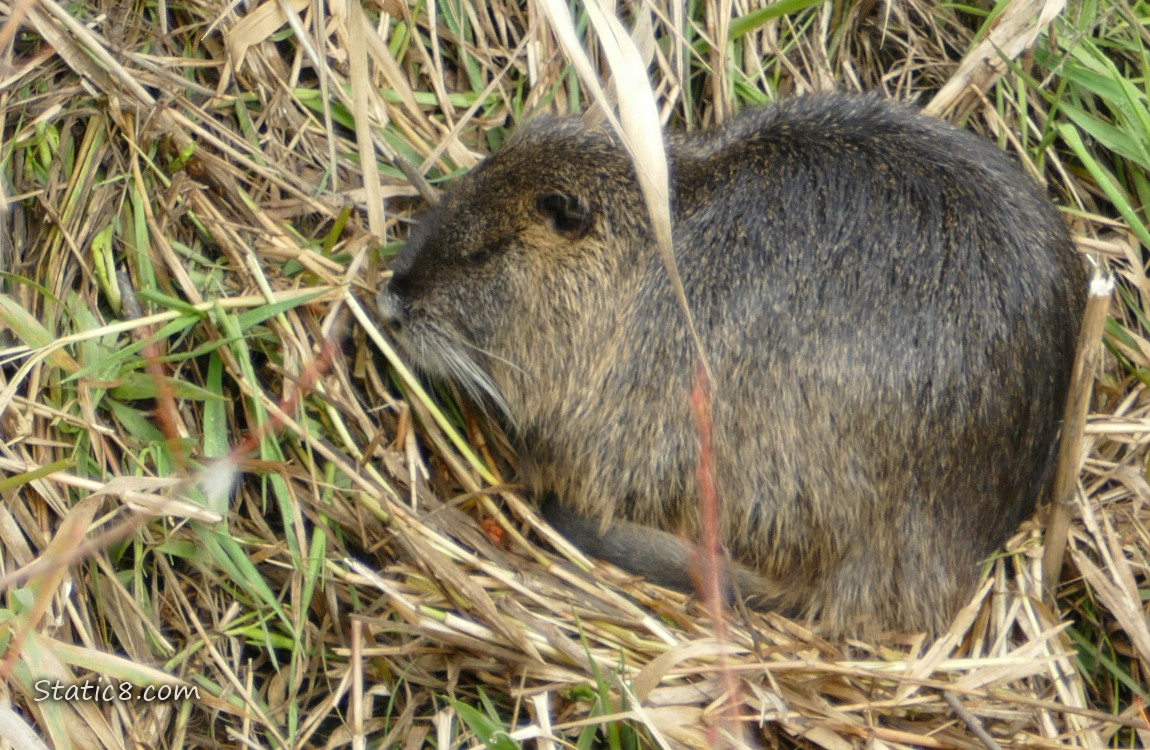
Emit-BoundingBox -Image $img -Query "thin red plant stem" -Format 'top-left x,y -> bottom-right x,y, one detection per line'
691,362 -> 746,745
230,311 -> 346,459
121,272 -> 187,473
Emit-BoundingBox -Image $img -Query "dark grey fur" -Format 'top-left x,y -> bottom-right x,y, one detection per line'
379,94 -> 1086,636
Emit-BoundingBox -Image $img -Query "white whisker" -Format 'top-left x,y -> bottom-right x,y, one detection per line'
404,319 -> 515,420
455,336 -> 527,380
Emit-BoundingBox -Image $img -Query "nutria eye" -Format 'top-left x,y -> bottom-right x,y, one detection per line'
536,191 -> 592,240
466,244 -> 499,265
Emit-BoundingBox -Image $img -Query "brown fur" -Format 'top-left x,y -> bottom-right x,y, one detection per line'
379,94 -> 1086,637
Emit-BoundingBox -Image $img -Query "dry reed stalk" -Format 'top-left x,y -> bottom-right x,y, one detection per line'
0,1 -> 1144,747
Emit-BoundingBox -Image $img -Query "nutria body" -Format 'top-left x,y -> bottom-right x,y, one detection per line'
379,94 -> 1085,636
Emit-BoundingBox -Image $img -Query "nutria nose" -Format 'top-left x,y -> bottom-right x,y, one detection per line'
377,287 -> 405,330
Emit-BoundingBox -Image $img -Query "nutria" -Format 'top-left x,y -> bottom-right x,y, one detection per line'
378,94 -> 1086,637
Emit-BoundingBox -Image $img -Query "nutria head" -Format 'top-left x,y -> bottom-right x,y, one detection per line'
378,118 -> 651,418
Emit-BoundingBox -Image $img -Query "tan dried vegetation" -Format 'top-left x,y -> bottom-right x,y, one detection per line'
0,0 -> 1147,748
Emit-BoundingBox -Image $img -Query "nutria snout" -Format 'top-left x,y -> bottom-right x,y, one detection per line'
379,93 -> 1086,637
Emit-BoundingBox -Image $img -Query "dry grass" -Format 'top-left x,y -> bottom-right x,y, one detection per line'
0,0 -> 1148,748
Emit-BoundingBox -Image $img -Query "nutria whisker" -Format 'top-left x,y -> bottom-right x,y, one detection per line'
409,319 -> 513,419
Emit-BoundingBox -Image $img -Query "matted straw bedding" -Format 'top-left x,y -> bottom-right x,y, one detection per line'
0,1 -> 1147,748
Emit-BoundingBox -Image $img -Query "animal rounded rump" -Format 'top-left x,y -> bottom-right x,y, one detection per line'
380,94 -> 1086,636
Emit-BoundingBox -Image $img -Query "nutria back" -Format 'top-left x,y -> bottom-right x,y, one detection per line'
379,94 -> 1086,637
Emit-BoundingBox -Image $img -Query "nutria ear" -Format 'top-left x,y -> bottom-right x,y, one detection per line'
536,191 -> 592,240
